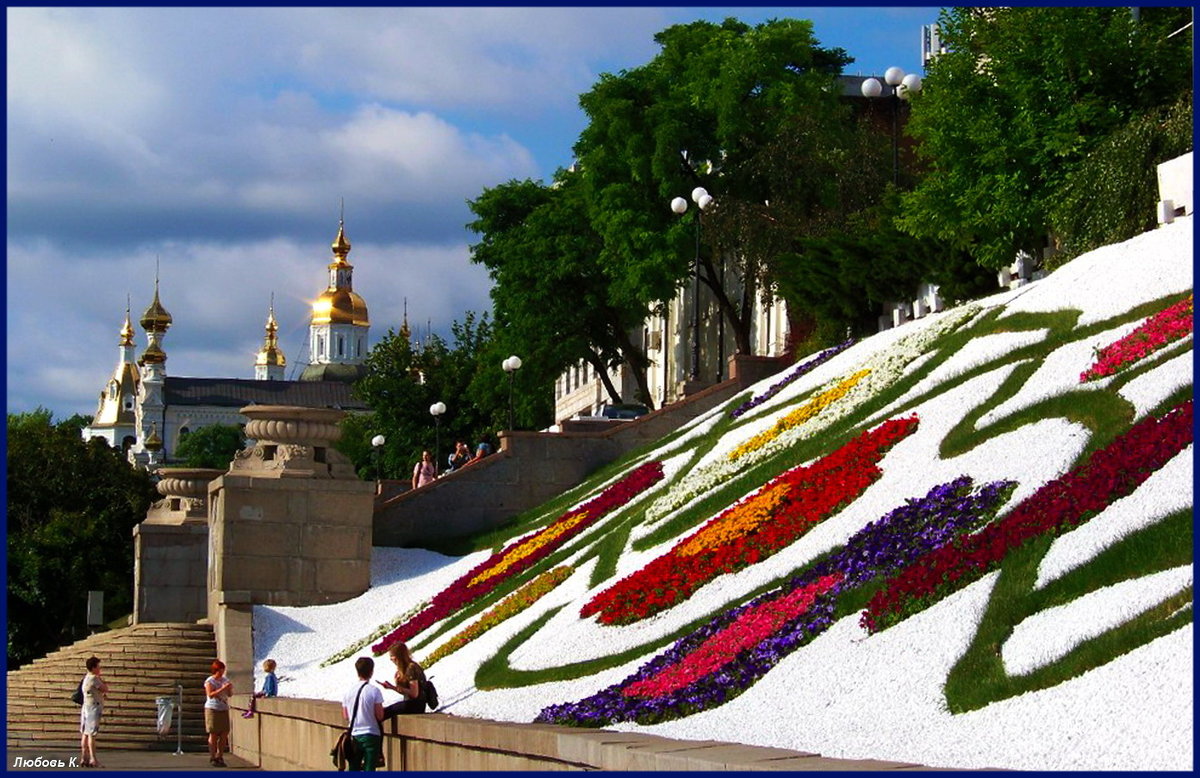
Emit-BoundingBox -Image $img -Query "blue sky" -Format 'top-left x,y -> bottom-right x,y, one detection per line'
6,7 -> 941,419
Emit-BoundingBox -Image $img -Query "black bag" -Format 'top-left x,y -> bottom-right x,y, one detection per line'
421,678 -> 439,711
71,681 -> 84,706
330,683 -> 366,771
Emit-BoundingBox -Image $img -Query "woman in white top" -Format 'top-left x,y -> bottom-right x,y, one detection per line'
79,656 -> 108,768
204,660 -> 234,767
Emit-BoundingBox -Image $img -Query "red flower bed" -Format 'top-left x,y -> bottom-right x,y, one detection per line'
581,416 -> 920,625
1080,295 -> 1193,382
372,460 -> 664,654
622,573 -> 843,698
861,399 -> 1193,633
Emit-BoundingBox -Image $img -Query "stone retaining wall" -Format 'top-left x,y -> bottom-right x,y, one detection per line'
228,696 -> 926,771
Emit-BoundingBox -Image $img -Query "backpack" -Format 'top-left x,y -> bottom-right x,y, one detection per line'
420,678 -> 439,711
71,680 -> 84,706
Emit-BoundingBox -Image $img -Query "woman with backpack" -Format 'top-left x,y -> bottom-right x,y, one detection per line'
79,656 -> 108,768
378,642 -> 427,715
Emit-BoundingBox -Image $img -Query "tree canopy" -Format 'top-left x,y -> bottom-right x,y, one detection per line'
172,423 -> 245,469
897,6 -> 1194,269
7,409 -> 157,668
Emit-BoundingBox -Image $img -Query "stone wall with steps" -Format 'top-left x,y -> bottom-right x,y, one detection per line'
5,623 -> 217,752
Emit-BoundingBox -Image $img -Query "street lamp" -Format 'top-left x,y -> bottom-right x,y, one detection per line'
502,355 -> 522,430
429,402 -> 446,475
370,433 -> 386,490
861,67 -> 922,186
670,186 -> 715,383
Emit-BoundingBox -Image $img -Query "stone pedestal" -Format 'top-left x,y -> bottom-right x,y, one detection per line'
132,467 -> 224,624
207,406 -> 375,626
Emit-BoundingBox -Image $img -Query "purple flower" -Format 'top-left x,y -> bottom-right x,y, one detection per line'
730,339 -> 855,419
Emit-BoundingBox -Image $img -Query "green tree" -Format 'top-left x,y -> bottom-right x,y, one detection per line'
7,409 -> 156,668
345,312 -> 529,480
468,172 -> 653,407
574,17 -> 855,357
172,423 -> 245,469
897,7 -> 1193,269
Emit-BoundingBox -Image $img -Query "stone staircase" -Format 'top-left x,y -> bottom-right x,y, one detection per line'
6,622 -> 217,751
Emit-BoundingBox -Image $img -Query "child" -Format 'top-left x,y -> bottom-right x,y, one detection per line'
242,658 -> 278,718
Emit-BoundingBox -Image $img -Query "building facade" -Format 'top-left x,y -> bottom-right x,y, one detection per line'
82,218 -> 372,467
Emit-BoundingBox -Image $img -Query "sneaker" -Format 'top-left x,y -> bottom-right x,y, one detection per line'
215,757 -> 227,767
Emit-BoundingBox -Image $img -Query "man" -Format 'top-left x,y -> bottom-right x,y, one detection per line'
342,657 -> 385,771
447,441 -> 471,472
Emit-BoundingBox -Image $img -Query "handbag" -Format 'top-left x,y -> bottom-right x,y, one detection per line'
420,677 -> 439,711
330,683 -> 367,771
71,680 -> 84,706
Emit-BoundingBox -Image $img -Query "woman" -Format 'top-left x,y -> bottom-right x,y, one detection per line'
204,660 -> 234,767
378,642 -> 427,716
411,450 -> 437,489
79,656 -> 108,768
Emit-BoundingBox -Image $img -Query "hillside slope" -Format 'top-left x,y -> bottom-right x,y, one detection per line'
255,218 -> 1193,771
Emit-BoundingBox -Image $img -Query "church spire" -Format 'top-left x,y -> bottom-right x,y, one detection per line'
400,297 -> 411,342
255,294 -> 287,380
139,262 -> 171,366
120,296 -> 135,347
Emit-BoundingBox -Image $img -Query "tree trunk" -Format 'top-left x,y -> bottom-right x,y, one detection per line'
611,328 -> 655,410
583,351 -> 623,406
698,252 -> 754,356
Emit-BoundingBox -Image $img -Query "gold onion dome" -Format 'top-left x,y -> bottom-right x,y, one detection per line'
120,307 -> 135,346
144,423 -> 163,451
331,221 -> 351,260
140,340 -> 167,365
256,306 -> 287,367
312,288 -> 370,326
140,281 -> 173,332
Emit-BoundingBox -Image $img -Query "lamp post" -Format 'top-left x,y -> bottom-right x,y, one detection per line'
429,402 -> 446,475
370,433 -> 385,491
861,67 -> 922,186
502,355 -> 522,430
670,186 -> 715,383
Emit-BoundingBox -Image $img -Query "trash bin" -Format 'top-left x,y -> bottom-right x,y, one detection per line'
156,696 -> 175,736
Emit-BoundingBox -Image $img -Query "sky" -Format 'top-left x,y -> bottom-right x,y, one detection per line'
6,6 -> 940,419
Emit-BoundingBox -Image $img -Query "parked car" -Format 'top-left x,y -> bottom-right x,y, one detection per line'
601,403 -> 650,420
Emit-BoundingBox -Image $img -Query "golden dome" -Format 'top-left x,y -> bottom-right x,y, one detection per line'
256,305 -> 287,367
144,423 -> 163,451
140,280 -> 172,332
139,340 -> 167,365
312,288 -> 370,326
331,220 -> 351,261
120,305 -> 135,346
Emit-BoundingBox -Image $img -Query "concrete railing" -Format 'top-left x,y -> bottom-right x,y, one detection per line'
228,696 -> 928,771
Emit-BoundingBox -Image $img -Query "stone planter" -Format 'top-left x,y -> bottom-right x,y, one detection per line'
232,405 -> 355,479
156,467 -> 226,499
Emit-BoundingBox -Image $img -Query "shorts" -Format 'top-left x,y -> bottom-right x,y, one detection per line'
205,708 -> 231,735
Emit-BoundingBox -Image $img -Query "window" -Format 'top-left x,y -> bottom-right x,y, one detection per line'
317,335 -> 325,358
337,336 -> 344,357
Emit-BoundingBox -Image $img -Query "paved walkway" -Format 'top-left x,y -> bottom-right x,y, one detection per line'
6,749 -> 259,771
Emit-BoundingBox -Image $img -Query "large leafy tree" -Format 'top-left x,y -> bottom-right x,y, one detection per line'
7,409 -> 157,668
897,6 -> 1193,269
468,172 -> 655,407
344,311 -> 542,479
574,17 -> 855,357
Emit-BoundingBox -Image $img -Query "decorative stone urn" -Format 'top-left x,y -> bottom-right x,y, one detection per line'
231,405 -> 357,479
147,467 -> 225,524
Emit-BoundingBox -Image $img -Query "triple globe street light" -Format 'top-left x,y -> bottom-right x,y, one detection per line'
860,66 -> 923,186
670,186 -> 715,383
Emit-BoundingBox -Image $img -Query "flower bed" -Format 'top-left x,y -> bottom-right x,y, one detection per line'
861,399 -> 1194,634
730,339 -> 855,419
371,461 -> 664,655
1080,295 -> 1193,382
643,306 -> 979,524
728,370 -> 870,461
580,416 -> 920,625
539,476 -> 1013,727
424,566 -> 573,667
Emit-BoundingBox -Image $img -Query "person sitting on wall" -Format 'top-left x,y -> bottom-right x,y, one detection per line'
378,642 -> 428,717
465,442 -> 491,466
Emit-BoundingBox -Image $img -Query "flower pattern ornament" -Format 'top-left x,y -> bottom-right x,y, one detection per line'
1080,295 -> 1192,382
371,461 -> 664,655
539,476 -> 1014,727
862,398 -> 1194,634
580,416 -> 920,626
730,338 -> 855,419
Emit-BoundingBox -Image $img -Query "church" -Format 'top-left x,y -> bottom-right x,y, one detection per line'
82,218 -> 373,468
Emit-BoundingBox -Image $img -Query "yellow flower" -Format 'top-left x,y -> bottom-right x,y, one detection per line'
468,511 -> 589,587
728,370 -> 870,461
